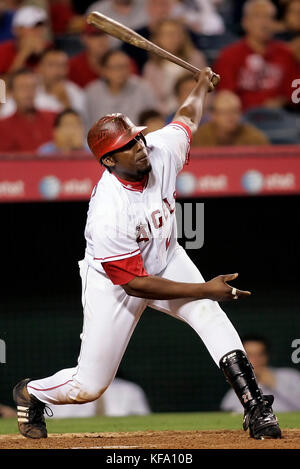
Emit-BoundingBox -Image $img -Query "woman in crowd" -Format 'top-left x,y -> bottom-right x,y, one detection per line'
143,18 -> 206,114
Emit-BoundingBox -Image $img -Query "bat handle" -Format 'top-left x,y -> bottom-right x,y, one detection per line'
187,65 -> 220,89
211,73 -> 220,88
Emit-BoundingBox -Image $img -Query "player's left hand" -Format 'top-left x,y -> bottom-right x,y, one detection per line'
204,273 -> 251,302
221,273 -> 251,300
224,273 -> 251,299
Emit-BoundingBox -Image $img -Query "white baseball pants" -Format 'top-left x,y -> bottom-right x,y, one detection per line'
28,244 -> 244,405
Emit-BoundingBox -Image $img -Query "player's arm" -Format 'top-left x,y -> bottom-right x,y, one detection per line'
122,273 -> 250,302
173,67 -> 219,135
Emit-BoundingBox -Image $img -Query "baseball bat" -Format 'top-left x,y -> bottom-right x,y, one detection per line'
87,11 -> 220,87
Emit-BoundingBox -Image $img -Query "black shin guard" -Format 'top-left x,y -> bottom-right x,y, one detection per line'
219,349 -> 263,411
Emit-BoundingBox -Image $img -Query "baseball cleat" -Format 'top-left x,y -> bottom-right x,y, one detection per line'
13,378 -> 49,439
243,395 -> 282,440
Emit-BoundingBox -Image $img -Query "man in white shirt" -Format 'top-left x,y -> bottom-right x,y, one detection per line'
85,49 -> 158,129
171,0 -> 225,35
87,0 -> 148,34
36,49 -> 85,115
0,49 -> 86,120
13,67 -> 281,441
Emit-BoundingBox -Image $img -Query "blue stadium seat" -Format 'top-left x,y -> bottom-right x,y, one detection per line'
244,107 -> 300,144
190,31 -> 238,64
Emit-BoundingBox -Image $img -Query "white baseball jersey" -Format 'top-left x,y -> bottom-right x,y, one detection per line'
84,121 -> 192,285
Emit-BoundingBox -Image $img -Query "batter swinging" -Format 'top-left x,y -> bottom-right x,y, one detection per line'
13,68 -> 281,440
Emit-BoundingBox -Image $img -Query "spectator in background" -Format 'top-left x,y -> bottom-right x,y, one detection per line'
145,0 -> 174,29
122,0 -> 175,72
0,1 -> 15,43
279,0 -> 300,39
138,109 -> 166,135
87,0 -> 148,35
214,0 -> 296,111
36,49 -> 85,118
289,32 -> 300,70
85,49 -> 158,129
192,90 -> 269,146
166,73 -> 203,123
0,6 -> 51,76
143,19 -> 206,114
285,32 -> 300,112
0,49 -> 86,119
274,1 -> 300,111
174,74 -> 196,106
230,0 -> 286,35
166,73 -> 213,124
171,0 -> 225,35
49,0 -> 75,35
221,335 -> 300,413
1,0 -> 21,7
23,0 -> 48,10
46,376 -> 151,418
0,403 -> 16,418
38,109 -> 89,155
0,69 -> 56,152
68,23 -> 111,89
49,0 -> 84,36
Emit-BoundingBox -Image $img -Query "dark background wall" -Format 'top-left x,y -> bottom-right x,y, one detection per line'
1,195 -> 299,411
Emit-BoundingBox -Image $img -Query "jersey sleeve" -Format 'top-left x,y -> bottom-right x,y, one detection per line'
102,253 -> 148,285
92,208 -> 148,285
147,120 -> 192,173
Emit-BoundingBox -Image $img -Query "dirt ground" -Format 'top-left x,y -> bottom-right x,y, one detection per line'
0,429 -> 300,449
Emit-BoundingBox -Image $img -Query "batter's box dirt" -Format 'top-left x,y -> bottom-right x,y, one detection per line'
0,429 -> 300,449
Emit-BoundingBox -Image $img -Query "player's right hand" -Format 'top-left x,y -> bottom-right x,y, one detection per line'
201,273 -> 251,302
194,67 -> 220,92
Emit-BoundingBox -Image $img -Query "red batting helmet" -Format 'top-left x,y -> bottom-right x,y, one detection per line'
87,113 -> 146,162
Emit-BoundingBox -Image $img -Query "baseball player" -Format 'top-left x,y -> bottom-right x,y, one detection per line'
13,68 -> 281,440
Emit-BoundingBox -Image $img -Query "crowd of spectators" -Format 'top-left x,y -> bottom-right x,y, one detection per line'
0,0 -> 299,154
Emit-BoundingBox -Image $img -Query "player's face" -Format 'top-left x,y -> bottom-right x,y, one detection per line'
103,133 -> 152,179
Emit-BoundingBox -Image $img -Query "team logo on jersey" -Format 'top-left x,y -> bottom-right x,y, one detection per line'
136,223 -> 150,243
136,198 -> 175,245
